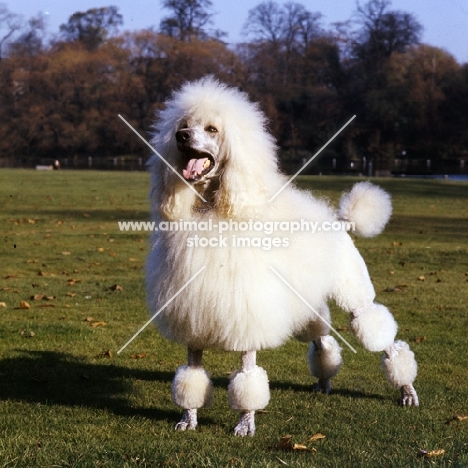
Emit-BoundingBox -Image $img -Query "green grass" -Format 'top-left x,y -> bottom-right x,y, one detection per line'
1,169 -> 467,467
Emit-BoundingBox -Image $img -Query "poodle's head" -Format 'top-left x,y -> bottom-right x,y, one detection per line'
150,76 -> 280,219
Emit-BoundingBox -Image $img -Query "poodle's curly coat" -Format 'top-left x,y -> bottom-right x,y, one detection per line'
146,77 -> 419,436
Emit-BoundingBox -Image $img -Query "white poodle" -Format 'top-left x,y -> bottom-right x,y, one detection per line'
146,76 -> 419,437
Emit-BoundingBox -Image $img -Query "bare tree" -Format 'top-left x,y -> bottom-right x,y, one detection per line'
0,3 -> 22,59
59,6 -> 123,50
352,0 -> 422,67
160,0 -> 224,42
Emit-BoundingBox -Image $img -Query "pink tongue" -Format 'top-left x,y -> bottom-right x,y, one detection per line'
183,158 -> 209,180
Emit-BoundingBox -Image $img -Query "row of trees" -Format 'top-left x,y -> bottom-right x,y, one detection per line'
0,0 -> 467,174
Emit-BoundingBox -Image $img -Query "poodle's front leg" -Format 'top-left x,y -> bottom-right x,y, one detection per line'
172,349 -> 213,431
228,351 -> 270,437
350,305 -> 419,406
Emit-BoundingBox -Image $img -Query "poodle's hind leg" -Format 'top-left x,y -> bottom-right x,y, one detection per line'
308,336 -> 343,394
172,349 -> 213,431
228,351 -> 270,437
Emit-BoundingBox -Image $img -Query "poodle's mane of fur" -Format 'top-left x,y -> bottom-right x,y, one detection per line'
150,76 -> 285,220
146,76 -> 391,352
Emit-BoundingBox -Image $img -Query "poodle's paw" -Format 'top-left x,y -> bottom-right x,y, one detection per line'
175,409 -> 197,431
400,384 -> 419,407
312,378 -> 332,394
234,411 -> 256,437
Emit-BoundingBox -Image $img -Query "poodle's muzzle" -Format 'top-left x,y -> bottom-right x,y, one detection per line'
176,127 -> 219,183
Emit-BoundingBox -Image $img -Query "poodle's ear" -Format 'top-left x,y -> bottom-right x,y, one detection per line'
215,123 -> 279,219
148,149 -> 193,220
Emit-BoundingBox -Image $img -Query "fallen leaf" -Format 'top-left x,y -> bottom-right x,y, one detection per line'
385,286 -> 406,293
129,257 -> 139,262
418,449 -> 445,458
2,274 -> 18,279
0,302 -> 6,308
277,435 -> 293,451
21,330 -> 35,337
61,251 -> 71,256
309,433 -> 326,441
98,350 -> 112,358
97,247 -> 105,252
16,300 -> 31,309
66,293 -> 76,297
109,284 -> 123,291
31,294 -> 45,300
90,321 -> 107,327
414,336 -> 426,343
85,316 -> 95,322
292,444 -> 308,451
453,414 -> 468,422
417,275 -> 425,281
130,353 -> 148,359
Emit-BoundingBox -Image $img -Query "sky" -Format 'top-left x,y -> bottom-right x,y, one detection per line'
2,0 -> 468,64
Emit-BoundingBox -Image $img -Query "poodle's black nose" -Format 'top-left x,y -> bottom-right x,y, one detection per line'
176,129 -> 191,143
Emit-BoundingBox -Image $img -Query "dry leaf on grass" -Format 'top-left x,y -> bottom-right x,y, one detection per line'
384,285 -> 407,293
418,449 -> 445,458
0,302 -> 7,308
309,433 -> 326,441
109,284 -> 123,291
15,300 -> 30,309
446,414 -> 468,424
417,275 -> 425,281
130,353 -> 148,359
277,435 -> 293,450
98,350 -> 112,358
90,321 -> 107,327
291,444 -> 308,451
21,330 -> 35,337
30,294 -> 56,301
277,435 -> 317,453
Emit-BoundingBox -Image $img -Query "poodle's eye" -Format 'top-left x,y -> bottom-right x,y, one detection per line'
205,125 -> 218,133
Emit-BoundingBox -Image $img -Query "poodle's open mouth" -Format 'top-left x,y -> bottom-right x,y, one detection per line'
181,149 -> 215,182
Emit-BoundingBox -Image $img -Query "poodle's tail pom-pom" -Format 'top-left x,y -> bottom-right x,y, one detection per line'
338,181 -> 392,238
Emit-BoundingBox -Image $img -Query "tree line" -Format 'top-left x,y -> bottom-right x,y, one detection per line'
1,0 -> 467,174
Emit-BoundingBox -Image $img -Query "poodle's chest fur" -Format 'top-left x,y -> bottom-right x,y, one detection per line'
146,190 -> 357,352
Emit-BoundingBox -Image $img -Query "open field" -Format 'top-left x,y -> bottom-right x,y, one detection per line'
0,169 -> 467,467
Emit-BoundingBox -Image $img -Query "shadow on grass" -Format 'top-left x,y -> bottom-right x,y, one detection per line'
0,350 -> 389,427
269,381 -> 387,402
0,350 -> 181,422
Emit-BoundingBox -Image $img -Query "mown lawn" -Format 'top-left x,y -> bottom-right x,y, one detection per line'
0,169 -> 467,467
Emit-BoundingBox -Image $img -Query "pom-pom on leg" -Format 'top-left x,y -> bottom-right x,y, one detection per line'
228,351 -> 270,437
308,336 -> 342,394
382,341 -> 419,406
172,349 -> 213,431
